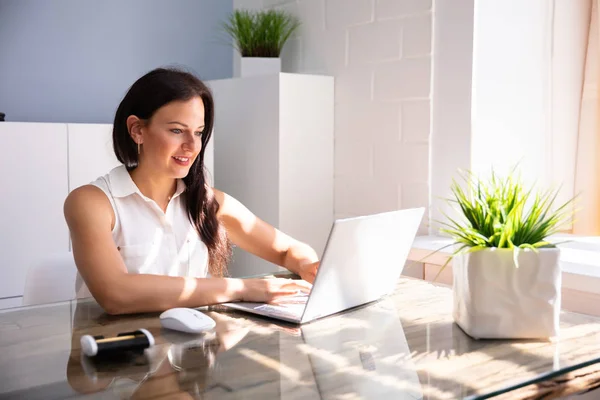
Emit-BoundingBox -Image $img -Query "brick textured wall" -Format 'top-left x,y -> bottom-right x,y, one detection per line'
234,0 -> 432,232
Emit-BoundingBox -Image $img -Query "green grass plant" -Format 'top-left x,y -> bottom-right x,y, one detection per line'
221,9 -> 300,58
432,169 -> 577,273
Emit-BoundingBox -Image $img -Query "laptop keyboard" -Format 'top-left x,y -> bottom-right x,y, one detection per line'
254,304 -> 302,318
254,302 -> 305,318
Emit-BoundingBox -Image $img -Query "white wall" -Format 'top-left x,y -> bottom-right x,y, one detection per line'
232,0 -> 590,238
234,0 -> 433,234
0,0 -> 233,123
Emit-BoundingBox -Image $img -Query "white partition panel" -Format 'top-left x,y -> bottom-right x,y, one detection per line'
0,122 -> 70,298
209,75 -> 281,277
67,123 -> 120,190
279,74 -> 334,257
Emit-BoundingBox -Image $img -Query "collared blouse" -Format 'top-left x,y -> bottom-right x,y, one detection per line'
76,165 -> 209,298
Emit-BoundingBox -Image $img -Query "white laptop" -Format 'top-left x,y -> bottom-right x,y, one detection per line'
221,207 -> 424,324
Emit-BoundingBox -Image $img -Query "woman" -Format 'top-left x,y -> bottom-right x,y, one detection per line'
64,67 -> 318,315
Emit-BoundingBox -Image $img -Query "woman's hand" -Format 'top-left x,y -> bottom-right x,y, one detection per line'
240,278 -> 312,303
296,261 -> 320,284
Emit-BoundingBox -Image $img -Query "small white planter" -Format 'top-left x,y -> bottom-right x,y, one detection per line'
452,248 -> 561,339
240,57 -> 281,77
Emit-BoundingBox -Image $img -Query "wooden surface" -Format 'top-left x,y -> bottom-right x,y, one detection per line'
1,277 -> 600,399
495,363 -> 600,399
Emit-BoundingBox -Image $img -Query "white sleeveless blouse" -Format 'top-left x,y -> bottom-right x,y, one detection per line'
76,165 -> 209,298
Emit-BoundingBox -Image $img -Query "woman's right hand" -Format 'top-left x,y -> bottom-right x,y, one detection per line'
240,278 -> 312,303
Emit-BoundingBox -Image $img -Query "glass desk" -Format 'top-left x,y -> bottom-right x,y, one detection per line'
1,277 -> 600,399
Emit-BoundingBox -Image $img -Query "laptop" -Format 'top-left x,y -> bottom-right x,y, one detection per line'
222,207 -> 425,324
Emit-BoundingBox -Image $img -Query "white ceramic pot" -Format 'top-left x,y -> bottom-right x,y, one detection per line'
240,57 -> 281,77
452,247 -> 561,339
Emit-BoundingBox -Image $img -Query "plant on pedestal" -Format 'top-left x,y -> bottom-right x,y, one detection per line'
221,9 -> 300,77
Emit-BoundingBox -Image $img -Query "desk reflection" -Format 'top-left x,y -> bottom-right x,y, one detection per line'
3,277 -> 600,399
293,300 -> 423,399
65,299 -> 422,399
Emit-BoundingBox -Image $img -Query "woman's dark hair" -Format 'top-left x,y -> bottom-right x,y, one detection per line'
112,67 -> 230,276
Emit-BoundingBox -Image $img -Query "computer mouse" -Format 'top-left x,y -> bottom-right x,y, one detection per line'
159,308 -> 216,334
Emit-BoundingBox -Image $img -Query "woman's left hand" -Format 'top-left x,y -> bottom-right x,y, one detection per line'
297,261 -> 320,284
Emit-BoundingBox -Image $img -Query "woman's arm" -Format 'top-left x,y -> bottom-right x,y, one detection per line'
64,186 -> 310,315
213,189 -> 320,282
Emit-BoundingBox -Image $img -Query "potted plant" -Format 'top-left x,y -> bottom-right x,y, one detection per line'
221,9 -> 300,77
437,169 -> 576,340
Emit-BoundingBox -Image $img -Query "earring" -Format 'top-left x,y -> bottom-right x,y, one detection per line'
137,142 -> 140,155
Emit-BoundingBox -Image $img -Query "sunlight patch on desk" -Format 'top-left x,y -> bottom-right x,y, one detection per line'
422,353 -> 532,379
420,360 -> 547,400
420,385 -> 465,400
296,343 -> 423,398
558,323 -> 600,339
247,325 -> 280,336
297,343 -> 349,368
380,351 -> 421,365
237,348 -> 302,382
301,317 -> 371,337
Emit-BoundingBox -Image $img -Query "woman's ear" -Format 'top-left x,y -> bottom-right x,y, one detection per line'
126,115 -> 144,145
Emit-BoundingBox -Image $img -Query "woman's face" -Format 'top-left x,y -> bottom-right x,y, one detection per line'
138,96 -> 206,179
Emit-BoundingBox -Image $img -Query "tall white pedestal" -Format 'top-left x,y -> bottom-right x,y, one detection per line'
207,73 -> 334,277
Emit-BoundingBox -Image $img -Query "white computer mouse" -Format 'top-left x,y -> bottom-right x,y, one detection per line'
159,308 -> 216,334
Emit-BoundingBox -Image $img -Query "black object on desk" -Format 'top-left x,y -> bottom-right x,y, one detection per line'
80,329 -> 155,358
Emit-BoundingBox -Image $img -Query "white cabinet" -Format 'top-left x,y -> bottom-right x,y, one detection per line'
0,122 -> 70,298
208,73 -> 334,277
67,124 -> 120,190
0,121 -> 217,303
